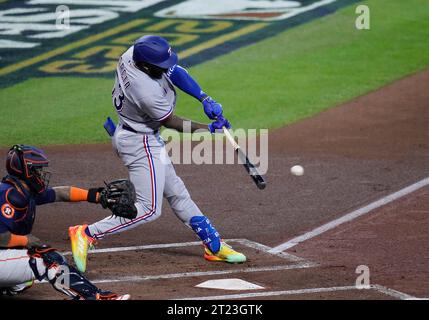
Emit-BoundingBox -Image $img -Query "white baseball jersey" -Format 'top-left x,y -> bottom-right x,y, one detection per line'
112,46 -> 177,133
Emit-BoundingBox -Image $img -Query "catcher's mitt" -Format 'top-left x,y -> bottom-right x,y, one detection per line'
99,179 -> 137,219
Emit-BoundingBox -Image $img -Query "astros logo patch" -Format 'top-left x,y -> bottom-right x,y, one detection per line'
1,204 -> 15,219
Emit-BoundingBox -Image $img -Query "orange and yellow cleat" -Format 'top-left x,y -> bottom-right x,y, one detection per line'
204,241 -> 246,263
68,224 -> 96,273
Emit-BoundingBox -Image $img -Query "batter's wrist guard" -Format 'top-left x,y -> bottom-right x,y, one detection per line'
199,93 -> 209,102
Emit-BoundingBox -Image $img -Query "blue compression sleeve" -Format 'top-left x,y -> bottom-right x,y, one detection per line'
168,65 -> 206,101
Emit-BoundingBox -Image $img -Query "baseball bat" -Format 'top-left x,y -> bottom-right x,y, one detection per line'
222,126 -> 266,190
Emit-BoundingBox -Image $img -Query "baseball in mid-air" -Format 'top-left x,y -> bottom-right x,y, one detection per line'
291,165 -> 304,176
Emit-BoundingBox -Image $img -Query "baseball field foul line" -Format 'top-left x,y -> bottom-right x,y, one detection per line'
269,176 -> 429,253
178,284 -> 418,300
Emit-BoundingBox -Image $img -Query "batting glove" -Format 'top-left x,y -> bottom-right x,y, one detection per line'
208,116 -> 231,133
201,94 -> 223,120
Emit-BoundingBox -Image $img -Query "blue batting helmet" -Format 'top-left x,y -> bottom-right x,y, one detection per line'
132,35 -> 178,69
6,144 -> 50,194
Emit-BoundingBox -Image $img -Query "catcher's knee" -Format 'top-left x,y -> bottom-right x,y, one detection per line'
28,248 -> 75,295
28,248 -> 102,299
28,248 -> 67,282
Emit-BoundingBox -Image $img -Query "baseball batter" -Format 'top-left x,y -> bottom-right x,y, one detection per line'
69,35 -> 246,272
0,144 -> 130,300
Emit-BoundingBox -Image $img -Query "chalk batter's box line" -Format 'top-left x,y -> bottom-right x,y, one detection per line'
178,284 -> 421,300
62,238 -> 313,265
58,238 -> 318,285
90,261 -> 317,285
56,239 -> 427,300
36,261 -> 317,286
38,276 -> 423,301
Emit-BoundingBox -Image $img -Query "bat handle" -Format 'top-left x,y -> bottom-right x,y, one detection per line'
222,126 -> 240,150
215,115 -> 238,148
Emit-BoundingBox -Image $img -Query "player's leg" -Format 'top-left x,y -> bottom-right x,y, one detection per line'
163,160 -> 246,263
0,248 -> 129,299
0,249 -> 35,296
90,133 -> 165,237
27,247 -> 129,300
69,131 -> 166,272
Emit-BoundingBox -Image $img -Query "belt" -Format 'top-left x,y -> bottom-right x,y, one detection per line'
122,124 -> 159,135
122,124 -> 137,133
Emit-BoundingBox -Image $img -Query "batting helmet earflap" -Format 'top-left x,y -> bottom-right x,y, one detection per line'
6,144 -> 50,194
132,35 -> 178,69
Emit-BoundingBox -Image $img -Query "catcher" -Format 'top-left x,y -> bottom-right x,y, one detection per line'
0,144 -> 135,300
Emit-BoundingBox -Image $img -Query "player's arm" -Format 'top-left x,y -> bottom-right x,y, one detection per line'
167,65 -> 205,100
167,65 -> 223,120
52,186 -> 100,203
162,114 -> 208,133
33,186 -> 99,204
0,231 -> 43,248
162,114 -> 231,134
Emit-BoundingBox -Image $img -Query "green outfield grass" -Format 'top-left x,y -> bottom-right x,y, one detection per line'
1,0 -> 428,146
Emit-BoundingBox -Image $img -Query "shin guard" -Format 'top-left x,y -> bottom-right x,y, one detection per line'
189,216 -> 221,253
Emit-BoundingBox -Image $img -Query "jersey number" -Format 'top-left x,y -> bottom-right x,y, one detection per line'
113,84 -> 125,112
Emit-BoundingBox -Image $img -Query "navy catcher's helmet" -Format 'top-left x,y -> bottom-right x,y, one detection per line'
6,144 -> 50,194
132,35 -> 178,69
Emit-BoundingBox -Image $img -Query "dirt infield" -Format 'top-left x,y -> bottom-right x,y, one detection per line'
1,68 -> 428,300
